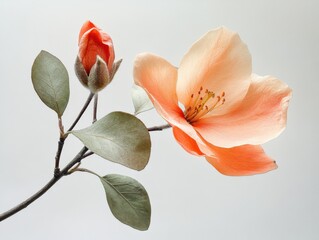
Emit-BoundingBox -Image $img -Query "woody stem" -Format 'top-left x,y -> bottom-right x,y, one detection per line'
147,124 -> 171,131
53,92 -> 95,176
0,147 -> 89,222
93,93 -> 98,123
67,92 -> 95,132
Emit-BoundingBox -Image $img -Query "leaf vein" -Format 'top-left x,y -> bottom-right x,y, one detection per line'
102,178 -> 139,213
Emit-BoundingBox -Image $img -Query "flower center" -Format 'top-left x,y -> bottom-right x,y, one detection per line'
184,86 -> 226,123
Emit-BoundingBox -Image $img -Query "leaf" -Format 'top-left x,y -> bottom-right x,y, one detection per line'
131,84 -> 154,115
100,174 -> 151,230
31,50 -> 70,117
71,111 -> 151,170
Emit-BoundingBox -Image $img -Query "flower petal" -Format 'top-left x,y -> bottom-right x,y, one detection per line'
78,20 -> 96,44
79,28 -> 114,74
170,118 -> 219,158
133,55 -> 208,155
194,74 -> 292,147
177,27 -> 252,116
172,126 -> 204,156
134,53 -> 182,123
205,144 -> 277,176
79,21 -> 115,74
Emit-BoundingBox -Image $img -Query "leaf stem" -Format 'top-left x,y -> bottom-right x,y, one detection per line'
147,124 -> 171,131
70,167 -> 101,178
0,147 -> 88,222
58,117 -> 64,138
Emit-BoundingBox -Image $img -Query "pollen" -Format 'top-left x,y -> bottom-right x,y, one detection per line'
184,86 -> 226,123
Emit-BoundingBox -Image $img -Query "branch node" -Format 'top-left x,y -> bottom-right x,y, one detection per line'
54,168 -> 61,178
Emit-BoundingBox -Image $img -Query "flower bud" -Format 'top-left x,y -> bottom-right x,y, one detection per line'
75,20 -> 118,92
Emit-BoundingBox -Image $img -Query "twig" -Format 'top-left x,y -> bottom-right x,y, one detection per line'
54,138 -> 65,177
147,124 -> 171,131
67,92 -> 94,132
53,92 -> 94,176
93,93 -> 98,123
81,151 -> 94,159
0,147 -> 88,222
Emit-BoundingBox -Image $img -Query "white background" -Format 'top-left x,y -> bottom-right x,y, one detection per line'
0,0 -> 318,239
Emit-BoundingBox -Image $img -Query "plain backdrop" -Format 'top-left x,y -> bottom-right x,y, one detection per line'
0,0 -> 318,239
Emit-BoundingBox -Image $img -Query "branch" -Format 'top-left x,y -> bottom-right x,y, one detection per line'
54,138 -> 65,177
0,147 -> 88,222
147,124 -> 171,132
54,92 -> 94,176
67,92 -> 94,132
93,93 -> 98,123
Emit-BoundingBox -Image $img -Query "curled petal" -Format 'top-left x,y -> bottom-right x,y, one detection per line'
194,74 -> 292,147
173,126 -> 203,156
169,118 -> 215,157
134,53 -> 183,123
177,27 -> 252,116
205,144 -> 277,176
78,20 -> 97,43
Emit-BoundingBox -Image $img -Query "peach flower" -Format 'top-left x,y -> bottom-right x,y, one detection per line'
134,27 -> 292,176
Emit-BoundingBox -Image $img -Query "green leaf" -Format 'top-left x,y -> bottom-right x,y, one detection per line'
100,174 -> 151,230
71,111 -> 151,170
31,50 -> 70,117
131,84 -> 154,115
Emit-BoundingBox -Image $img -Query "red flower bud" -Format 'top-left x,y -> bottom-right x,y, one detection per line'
75,21 -> 122,93
78,21 -> 115,75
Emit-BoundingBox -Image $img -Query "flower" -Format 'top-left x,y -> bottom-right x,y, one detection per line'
75,21 -> 121,93
134,27 -> 292,176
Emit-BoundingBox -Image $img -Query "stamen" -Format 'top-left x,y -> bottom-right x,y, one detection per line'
185,89 -> 227,123
186,86 -> 203,116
